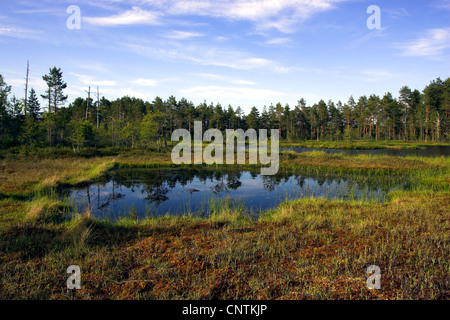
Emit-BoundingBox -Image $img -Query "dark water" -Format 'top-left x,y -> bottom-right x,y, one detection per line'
66,168 -> 410,220
281,145 -> 450,157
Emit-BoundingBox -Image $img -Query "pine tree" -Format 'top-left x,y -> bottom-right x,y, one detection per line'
317,100 -> 328,140
26,88 -> 41,119
41,67 -> 68,114
21,115 -> 40,147
246,106 -> 260,130
0,75 -> 12,147
399,86 -> 412,140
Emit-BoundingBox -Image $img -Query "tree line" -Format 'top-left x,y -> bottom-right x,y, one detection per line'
0,67 -> 449,151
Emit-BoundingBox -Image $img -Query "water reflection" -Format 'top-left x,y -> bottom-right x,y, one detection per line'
66,169 -> 410,220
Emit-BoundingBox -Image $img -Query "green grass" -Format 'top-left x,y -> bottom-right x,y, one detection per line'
280,140 -> 450,150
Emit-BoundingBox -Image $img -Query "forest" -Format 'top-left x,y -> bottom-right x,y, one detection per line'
0,67 -> 449,151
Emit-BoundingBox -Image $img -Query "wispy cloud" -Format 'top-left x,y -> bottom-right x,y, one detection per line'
194,73 -> 255,85
7,76 -> 47,92
133,77 -> 177,87
430,0 -> 450,10
133,78 -> 159,87
70,72 -> 116,86
163,30 -> 203,39
0,26 -> 42,39
190,51 -> 290,72
384,7 -> 410,20
164,0 -> 345,33
116,87 -> 155,100
124,41 -> 291,72
180,85 -> 285,101
94,86 -> 156,100
84,6 -> 162,26
83,1 -> 345,32
360,70 -> 403,82
73,62 -> 109,73
13,8 -> 66,16
70,85 -> 155,100
234,79 -> 256,85
346,27 -> 387,50
260,37 -> 293,46
395,28 -> 450,58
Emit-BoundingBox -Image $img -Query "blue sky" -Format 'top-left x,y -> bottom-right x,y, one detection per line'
0,0 -> 449,113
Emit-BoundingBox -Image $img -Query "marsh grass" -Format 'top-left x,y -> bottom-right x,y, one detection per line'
207,197 -> 253,228
280,140 -> 450,150
0,191 -> 448,299
0,149 -> 448,299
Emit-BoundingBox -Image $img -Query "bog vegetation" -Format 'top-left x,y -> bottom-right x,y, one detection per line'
0,152 -> 448,299
0,66 -> 449,300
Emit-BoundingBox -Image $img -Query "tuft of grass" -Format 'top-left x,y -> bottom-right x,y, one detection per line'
208,197 -> 251,228
63,212 -> 98,249
25,196 -> 69,222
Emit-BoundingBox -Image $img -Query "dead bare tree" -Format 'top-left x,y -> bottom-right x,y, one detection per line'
96,86 -> 100,129
24,60 -> 29,115
85,86 -> 90,120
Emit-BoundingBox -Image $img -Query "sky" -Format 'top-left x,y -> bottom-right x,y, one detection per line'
0,0 -> 449,113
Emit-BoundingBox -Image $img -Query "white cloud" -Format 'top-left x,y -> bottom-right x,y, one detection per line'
84,1 -> 344,32
347,27 -> 387,49
93,86 -> 155,100
193,73 -> 228,81
133,77 -> 178,87
74,62 -> 109,73
360,70 -> 403,82
384,7 -> 410,20
124,41 -> 290,72
261,37 -> 292,45
215,36 -> 228,42
134,78 -> 159,87
431,0 -> 450,11
0,26 -> 42,39
194,73 -> 255,85
117,87 -> 155,100
233,79 -> 256,85
163,30 -> 203,39
194,52 -> 285,71
13,8 -> 66,15
70,72 -> 116,86
180,85 -> 285,101
65,86 -> 86,97
84,6 -> 162,26
396,28 -> 450,58
163,0 -> 343,32
361,70 -> 394,77
7,76 -> 48,92
244,57 -> 270,65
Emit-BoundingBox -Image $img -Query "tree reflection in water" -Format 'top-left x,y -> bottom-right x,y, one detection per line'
67,168 -> 411,219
